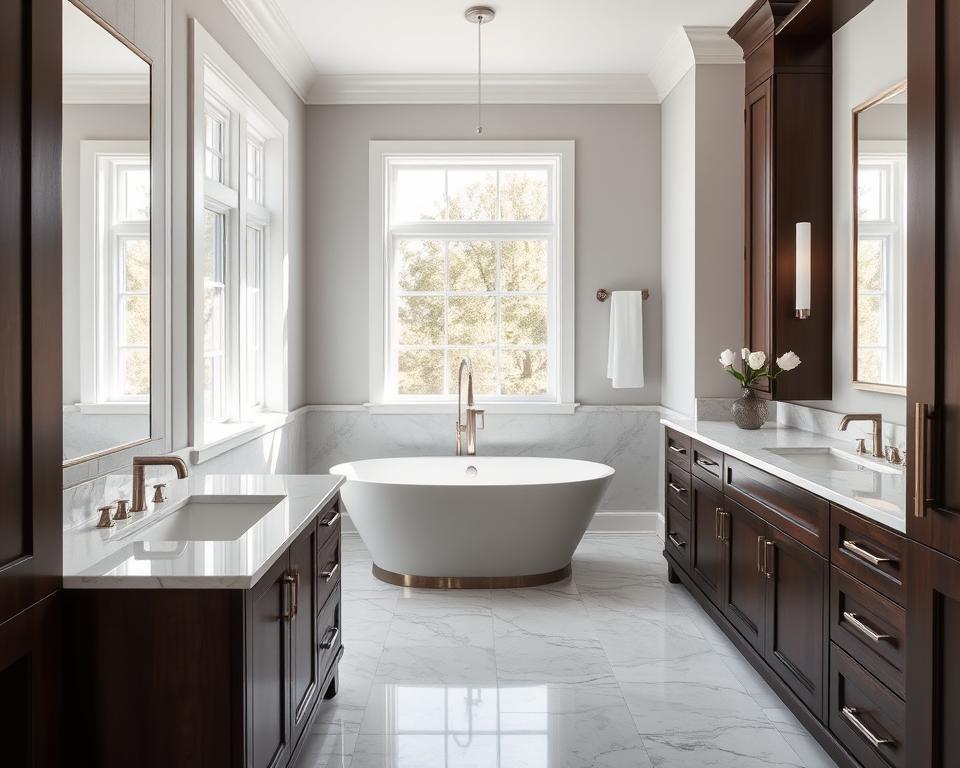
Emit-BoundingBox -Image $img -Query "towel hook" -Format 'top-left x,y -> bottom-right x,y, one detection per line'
597,289 -> 650,302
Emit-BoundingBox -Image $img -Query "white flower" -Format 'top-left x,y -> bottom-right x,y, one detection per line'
741,347 -> 750,361
719,348 -> 737,367
776,351 -> 801,371
747,351 -> 767,371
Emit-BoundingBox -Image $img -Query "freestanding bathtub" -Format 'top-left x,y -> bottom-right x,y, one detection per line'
329,456 -> 614,588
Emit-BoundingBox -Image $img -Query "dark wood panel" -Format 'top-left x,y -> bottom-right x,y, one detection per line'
665,428 -> 692,472
317,523 -> 342,612
665,504 -> 691,572
691,441 -> 723,488
830,566 -> 905,698
721,498 -> 767,654
830,505 -> 905,605
764,523 -> 827,717
906,542 -> 960,768
290,523 -> 319,749
725,455 -> 829,554
830,643 -> 905,768
777,0 -> 876,36
66,589 -> 242,768
690,477 -> 725,606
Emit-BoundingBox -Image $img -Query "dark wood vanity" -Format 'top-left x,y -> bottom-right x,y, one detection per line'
663,427 -> 906,768
64,495 -> 343,768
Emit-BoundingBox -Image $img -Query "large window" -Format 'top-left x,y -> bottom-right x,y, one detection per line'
370,142 -> 574,411
191,21 -> 288,452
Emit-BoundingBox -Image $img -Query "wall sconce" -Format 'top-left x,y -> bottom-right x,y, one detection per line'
795,222 -> 811,319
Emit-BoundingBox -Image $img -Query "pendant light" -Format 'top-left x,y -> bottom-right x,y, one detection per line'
465,6 -> 495,135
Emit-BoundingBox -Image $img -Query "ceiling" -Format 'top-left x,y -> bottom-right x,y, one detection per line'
274,0 -> 754,76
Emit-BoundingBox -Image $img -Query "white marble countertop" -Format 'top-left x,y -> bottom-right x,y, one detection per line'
661,417 -> 907,533
63,474 -> 344,589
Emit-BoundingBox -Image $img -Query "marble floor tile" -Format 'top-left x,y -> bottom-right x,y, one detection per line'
312,534 -> 837,768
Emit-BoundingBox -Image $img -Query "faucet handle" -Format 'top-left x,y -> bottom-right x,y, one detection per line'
96,506 -> 115,528
113,499 -> 131,521
854,438 -> 866,455
884,445 -> 904,465
152,483 -> 167,503
475,408 -> 485,431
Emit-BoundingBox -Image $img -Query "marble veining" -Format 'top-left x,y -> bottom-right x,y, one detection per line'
662,416 -> 906,532
63,473 -> 343,588
300,534 -> 836,768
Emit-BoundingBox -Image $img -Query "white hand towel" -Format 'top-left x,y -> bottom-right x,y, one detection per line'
607,291 -> 645,388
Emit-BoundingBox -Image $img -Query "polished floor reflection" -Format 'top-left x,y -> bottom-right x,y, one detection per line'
302,535 -> 837,768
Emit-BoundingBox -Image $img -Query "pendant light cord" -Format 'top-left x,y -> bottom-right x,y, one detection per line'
476,15 -> 483,135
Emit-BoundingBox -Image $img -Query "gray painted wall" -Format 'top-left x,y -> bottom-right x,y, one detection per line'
795,0 -> 907,426
304,104 -> 662,406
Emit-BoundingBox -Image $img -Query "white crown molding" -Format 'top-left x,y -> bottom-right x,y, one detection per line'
649,26 -> 742,101
221,0 -> 317,102
62,73 -> 150,104
308,73 -> 659,105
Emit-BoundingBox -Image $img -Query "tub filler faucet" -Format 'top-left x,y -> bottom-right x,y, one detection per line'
456,357 -> 485,456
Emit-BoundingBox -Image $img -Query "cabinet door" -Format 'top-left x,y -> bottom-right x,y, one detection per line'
907,0 -> 960,558
721,499 -> 767,654
689,477 -> 724,607
248,554 -> 292,768
763,525 -> 827,717
289,522 -> 319,750
906,542 -> 960,768
744,80 -> 773,395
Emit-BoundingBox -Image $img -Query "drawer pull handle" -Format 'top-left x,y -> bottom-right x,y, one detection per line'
757,535 -> 765,575
321,510 -> 342,527
281,572 -> 298,620
842,612 -> 892,643
841,539 -> 893,567
841,707 -> 894,749
914,402 -> 931,518
319,625 -> 340,650
667,533 -> 687,549
695,456 -> 719,469
669,444 -> 687,455
668,482 -> 687,495
764,540 -> 775,579
320,562 -> 340,582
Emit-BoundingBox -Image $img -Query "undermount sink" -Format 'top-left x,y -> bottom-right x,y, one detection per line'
120,495 -> 286,542
764,447 -> 901,475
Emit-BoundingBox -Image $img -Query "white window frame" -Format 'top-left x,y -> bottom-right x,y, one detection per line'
77,140 -> 151,414
190,20 -> 289,457
856,142 -> 907,388
368,140 -> 576,414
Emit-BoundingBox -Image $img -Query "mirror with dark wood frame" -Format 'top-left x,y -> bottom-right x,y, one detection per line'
61,0 -> 152,464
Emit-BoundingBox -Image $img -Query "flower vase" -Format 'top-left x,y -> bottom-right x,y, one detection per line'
732,388 -> 768,430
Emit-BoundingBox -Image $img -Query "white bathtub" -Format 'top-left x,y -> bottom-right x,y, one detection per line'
329,456 -> 614,588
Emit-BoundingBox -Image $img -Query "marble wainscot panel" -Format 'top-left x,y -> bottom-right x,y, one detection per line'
63,413 -> 307,530
697,397 -> 778,422
777,402 -> 907,452
306,405 -> 662,532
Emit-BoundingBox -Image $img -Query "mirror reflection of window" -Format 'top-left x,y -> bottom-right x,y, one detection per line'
62,0 -> 151,463
854,85 -> 907,391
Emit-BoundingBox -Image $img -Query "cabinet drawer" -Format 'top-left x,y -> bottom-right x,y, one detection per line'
317,530 -> 341,614
691,441 -> 723,488
830,567 -> 905,698
665,428 -> 692,471
830,644 -> 905,768
665,463 -> 691,516
725,455 -> 829,555
665,505 -> 691,570
316,497 -> 342,544
830,506 -> 905,606
317,589 -> 342,679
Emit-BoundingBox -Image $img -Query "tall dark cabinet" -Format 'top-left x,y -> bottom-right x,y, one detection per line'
905,1 -> 960,766
0,0 -> 64,765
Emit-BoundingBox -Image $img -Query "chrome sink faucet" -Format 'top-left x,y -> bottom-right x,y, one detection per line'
456,357 -> 485,456
838,414 -> 884,458
131,455 -> 189,512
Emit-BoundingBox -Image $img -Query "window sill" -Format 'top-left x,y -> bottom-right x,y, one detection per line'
190,410 -> 297,464
363,402 -> 580,416
65,402 -> 150,416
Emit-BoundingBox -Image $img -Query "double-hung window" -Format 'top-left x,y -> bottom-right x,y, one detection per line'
369,141 -> 575,411
191,21 -> 288,452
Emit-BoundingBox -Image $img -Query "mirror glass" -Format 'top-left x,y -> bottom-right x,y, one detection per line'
853,83 -> 907,392
62,0 -> 152,464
